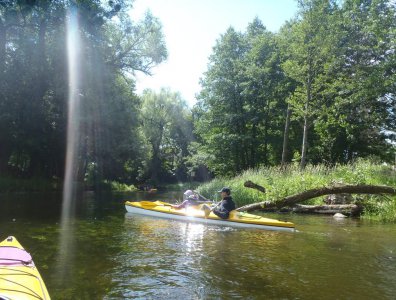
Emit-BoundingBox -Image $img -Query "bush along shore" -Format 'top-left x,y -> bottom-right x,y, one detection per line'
195,159 -> 396,222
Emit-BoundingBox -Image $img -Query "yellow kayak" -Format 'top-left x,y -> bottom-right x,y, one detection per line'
125,201 -> 295,232
0,236 -> 50,300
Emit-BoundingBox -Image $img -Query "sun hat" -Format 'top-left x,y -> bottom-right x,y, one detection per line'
217,187 -> 231,194
183,190 -> 194,197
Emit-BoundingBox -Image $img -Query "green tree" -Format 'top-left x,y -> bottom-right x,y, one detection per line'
194,21 -> 293,176
195,27 -> 249,176
104,10 -> 167,75
281,0 -> 338,168
140,88 -> 193,183
243,18 -> 291,166
315,0 -> 396,162
77,5 -> 168,185
0,0 -> 168,186
0,0 -> 68,177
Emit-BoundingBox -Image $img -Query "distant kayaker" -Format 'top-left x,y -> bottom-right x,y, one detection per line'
202,187 -> 236,219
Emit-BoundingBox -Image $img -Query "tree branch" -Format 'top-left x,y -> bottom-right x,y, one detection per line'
237,182 -> 396,212
244,180 -> 266,193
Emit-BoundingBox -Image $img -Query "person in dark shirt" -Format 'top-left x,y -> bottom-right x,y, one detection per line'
201,187 -> 236,219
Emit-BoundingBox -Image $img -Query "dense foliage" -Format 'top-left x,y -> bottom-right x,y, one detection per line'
0,0 -> 167,186
193,0 -> 396,176
0,0 -> 395,188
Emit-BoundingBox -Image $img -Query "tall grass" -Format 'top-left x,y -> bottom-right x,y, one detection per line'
196,159 -> 396,222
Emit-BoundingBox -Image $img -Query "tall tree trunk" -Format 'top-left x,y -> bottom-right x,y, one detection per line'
300,73 -> 312,169
29,16 -> 49,177
0,21 -> 5,77
150,124 -> 164,182
233,90 -> 244,172
261,94 -> 271,166
300,107 -> 309,169
281,105 -> 292,166
0,21 -> 8,174
263,100 -> 270,165
250,124 -> 257,168
37,17 -> 48,80
0,145 -> 11,175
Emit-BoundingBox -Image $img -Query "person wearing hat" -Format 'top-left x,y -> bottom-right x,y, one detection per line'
171,190 -> 199,209
201,187 -> 236,219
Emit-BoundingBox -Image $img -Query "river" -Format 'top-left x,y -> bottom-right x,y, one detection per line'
0,191 -> 395,299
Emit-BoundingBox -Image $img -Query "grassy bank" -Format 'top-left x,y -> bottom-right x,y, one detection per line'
196,159 -> 396,222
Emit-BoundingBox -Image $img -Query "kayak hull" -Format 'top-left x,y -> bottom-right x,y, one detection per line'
0,236 -> 50,300
125,201 -> 295,232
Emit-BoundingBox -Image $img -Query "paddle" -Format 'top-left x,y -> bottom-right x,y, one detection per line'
199,199 -> 222,217
192,190 -> 213,203
236,212 -> 262,219
140,201 -> 172,207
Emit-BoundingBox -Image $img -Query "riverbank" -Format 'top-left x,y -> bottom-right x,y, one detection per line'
0,176 -> 61,192
2,159 -> 395,221
0,176 -> 200,193
195,159 -> 396,222
0,177 -> 137,193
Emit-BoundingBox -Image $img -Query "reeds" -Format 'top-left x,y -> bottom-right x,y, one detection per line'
196,159 -> 396,221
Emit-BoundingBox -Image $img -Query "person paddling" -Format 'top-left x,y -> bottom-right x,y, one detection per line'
172,189 -> 214,209
201,187 -> 236,219
171,190 -> 199,209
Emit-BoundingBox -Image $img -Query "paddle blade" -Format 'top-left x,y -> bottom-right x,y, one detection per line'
140,201 -> 173,207
140,201 -> 158,206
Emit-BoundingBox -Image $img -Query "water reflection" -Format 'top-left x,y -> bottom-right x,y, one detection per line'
113,213 -> 298,299
179,222 -> 206,254
1,192 -> 396,299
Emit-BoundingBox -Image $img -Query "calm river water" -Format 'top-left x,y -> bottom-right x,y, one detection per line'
0,191 -> 395,299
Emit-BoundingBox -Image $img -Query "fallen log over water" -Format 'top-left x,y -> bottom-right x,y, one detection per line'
253,204 -> 362,216
237,182 -> 396,214
292,204 -> 363,216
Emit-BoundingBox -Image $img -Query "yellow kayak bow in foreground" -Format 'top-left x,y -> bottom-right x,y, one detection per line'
125,200 -> 295,232
0,236 -> 50,300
